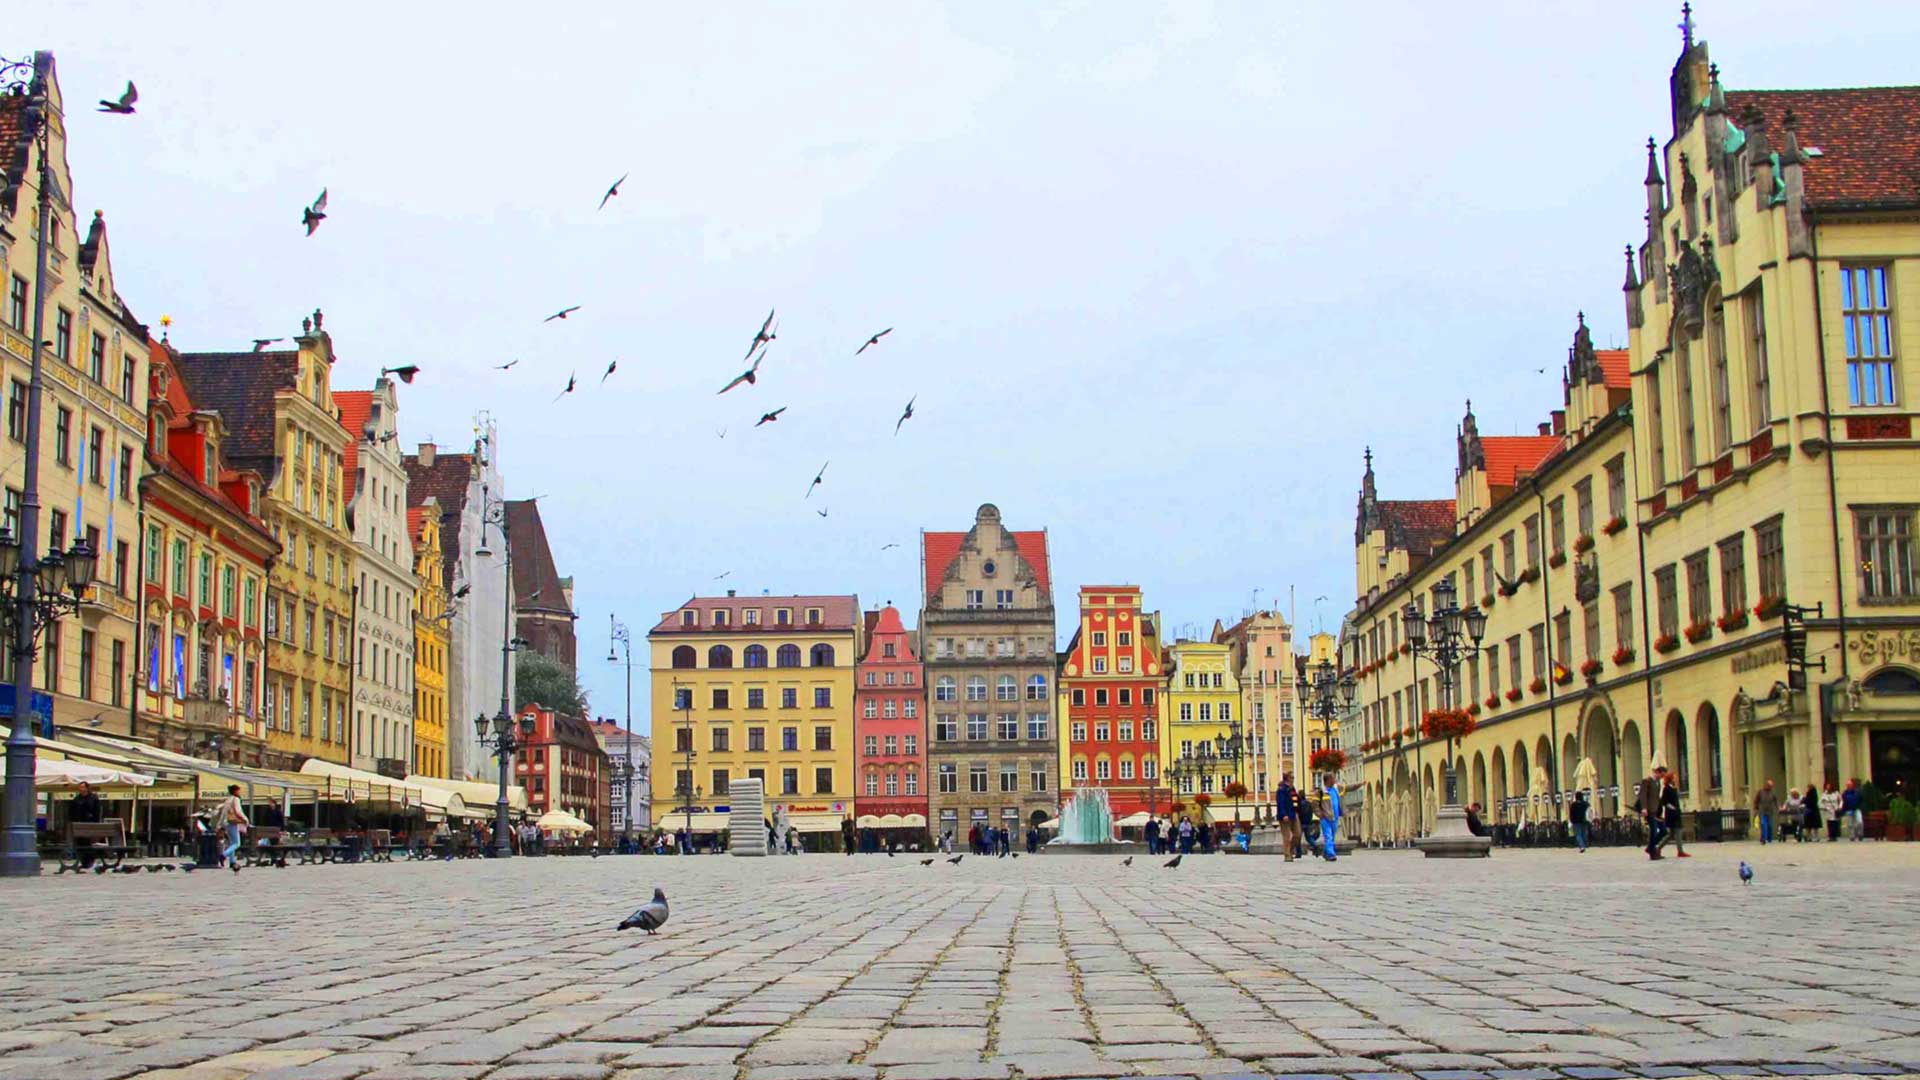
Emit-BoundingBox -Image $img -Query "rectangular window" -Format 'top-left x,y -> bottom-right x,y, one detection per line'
6,275 -> 26,330
1718,535 -> 1748,618
1554,612 -> 1572,672
1524,515 -> 1541,571
904,770 -> 918,795
712,769 -> 730,796
89,331 -> 106,382
711,727 -> 729,752
1574,478 -> 1594,539
88,426 -> 104,484
936,715 -> 957,741
78,628 -> 96,701
782,768 -> 799,795
122,356 -> 136,403
111,640 -> 125,708
781,726 -> 798,751
1648,364 -> 1666,485
48,508 -> 66,552
813,687 -> 831,708
710,688 -> 729,709
1857,507 -> 1916,601
1027,713 -> 1048,740
6,380 -> 24,442
1686,551 -> 1712,626
967,713 -> 987,740
1501,532 -> 1516,577
781,687 -> 797,709
1530,624 -> 1546,682
1842,265 -> 1898,406
747,687 -> 765,710
1613,584 -> 1634,658
998,714 -> 1019,740
1744,290 -> 1771,432
995,589 -> 1013,609
1548,498 -> 1566,556
54,407 -> 71,466
965,589 -> 984,610
1506,634 -> 1522,689
54,307 -> 72,361
970,765 -> 988,793
938,764 -> 957,793
814,767 -> 833,794
1756,518 -> 1785,604
814,726 -> 831,751
747,726 -> 765,751
1677,342 -> 1698,471
1709,304 -> 1733,454
1656,565 -> 1678,639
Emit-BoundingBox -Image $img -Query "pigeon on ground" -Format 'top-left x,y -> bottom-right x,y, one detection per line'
94,864 -> 109,875
98,81 -> 137,114
163,865 -> 177,872
302,189 -> 328,235
947,855 -> 963,865
618,888 -> 669,933
180,863 -> 197,873
1010,853 -> 1019,859
1163,854 -> 1182,868
1739,861 -> 1753,885
856,327 -> 892,355
920,858 -> 934,866
598,173 -> 627,211
1122,857 -> 1133,867
145,864 -> 163,873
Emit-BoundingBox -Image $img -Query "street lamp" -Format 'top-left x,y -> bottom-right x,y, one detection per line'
474,487 -> 524,857
475,710 -> 535,856
1402,584 -> 1488,809
609,615 -> 636,852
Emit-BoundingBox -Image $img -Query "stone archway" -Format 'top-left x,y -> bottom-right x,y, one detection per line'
1471,751 -> 1488,814
1696,703 -> 1724,795
1581,702 -> 1620,817
1664,709 -> 1690,793
1491,747 -> 1509,823
1512,741 -> 1532,823
1421,764 -> 1438,834
1621,719 -> 1645,797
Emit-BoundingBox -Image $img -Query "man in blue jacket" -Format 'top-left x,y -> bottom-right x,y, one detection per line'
1274,773 -> 1299,862
1320,775 -> 1343,861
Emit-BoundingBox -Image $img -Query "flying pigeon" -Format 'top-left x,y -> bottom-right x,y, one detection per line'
805,461 -> 828,499
1739,861 -> 1753,885
920,858 -> 935,866
1121,856 -> 1133,867
713,571 -> 731,581
1163,854 -> 1182,869
617,887 -> 670,933
545,306 -> 581,322
856,327 -> 892,355
98,81 -> 137,114
816,508 -> 829,518
252,338 -> 284,352
494,360 -> 520,370
894,396 -> 915,435
302,189 -> 328,236
600,360 -> 617,384
553,372 -> 576,402
598,173 -> 627,211
453,584 -> 472,600
881,543 -> 899,551
755,407 -> 786,427
946,855 -> 963,865
744,309 -> 777,361
718,349 -> 765,395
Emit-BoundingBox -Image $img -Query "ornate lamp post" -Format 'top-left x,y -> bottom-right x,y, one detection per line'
475,710 -> 533,855
472,491 -> 525,858
1401,578 -> 1492,857
1306,659 -> 1356,833
1212,720 -> 1248,828
608,615 -> 637,852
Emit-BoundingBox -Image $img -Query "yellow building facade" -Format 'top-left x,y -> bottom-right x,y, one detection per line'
410,499 -> 450,778
1163,640 -> 1253,823
179,314 -> 355,766
1,55 -> 146,736
648,593 -> 859,846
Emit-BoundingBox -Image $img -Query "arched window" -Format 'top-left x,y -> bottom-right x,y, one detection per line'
708,644 -> 733,669
810,643 -> 835,667
936,676 -> 956,702
1865,667 -> 1920,694
997,675 -> 1017,701
743,644 -> 767,669
1027,674 -> 1047,700
967,676 -> 987,701
776,644 -> 801,668
1665,711 -> 1689,792
671,645 -> 696,670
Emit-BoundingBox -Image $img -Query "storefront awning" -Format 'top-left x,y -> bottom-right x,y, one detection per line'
1203,805 -> 1259,824
654,812 -> 729,834
856,814 -> 881,827
784,813 -> 846,834
407,774 -> 527,813
902,813 -> 926,827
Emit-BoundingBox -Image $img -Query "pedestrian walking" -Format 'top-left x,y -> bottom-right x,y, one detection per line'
1145,817 -> 1161,855
1752,779 -> 1777,844
1274,772 -> 1299,863
1637,767 -> 1666,859
841,816 -> 855,856
1782,788 -> 1805,841
1802,782 -> 1823,841
1296,786 -> 1318,859
1569,791 -> 1591,852
1177,816 -> 1195,854
217,784 -> 249,872
1842,778 -> 1865,841
70,781 -> 103,868
1820,781 -> 1843,841
1319,776 -> 1342,861
1657,770 -> 1689,858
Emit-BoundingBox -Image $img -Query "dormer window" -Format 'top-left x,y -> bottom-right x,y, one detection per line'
713,609 -> 729,627
204,443 -> 216,485
680,609 -> 697,627
807,608 -> 822,625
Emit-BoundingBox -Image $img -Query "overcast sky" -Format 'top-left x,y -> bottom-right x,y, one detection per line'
15,2 -> 1917,735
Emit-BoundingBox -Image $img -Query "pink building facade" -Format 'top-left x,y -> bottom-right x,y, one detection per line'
854,604 -> 928,842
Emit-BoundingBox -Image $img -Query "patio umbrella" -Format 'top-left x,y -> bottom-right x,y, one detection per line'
535,810 -> 593,835
36,759 -> 155,788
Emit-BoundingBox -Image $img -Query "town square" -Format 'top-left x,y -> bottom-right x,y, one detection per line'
4,1 -> 1920,1078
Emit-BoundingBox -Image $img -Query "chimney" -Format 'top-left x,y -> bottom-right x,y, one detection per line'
1537,422 -> 1551,436
416,443 -> 436,467
1552,410 -> 1567,436
726,589 -> 736,598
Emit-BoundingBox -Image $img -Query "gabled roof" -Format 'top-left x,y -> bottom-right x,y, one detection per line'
0,94 -> 30,215
172,350 -> 301,476
652,595 -> 860,634
859,604 -> 919,663
1479,435 -> 1563,488
1727,87 -> 1920,211
402,451 -> 477,592
921,529 -> 1051,601
1378,499 -> 1456,558
334,391 -> 373,500
505,499 -> 570,617
406,506 -> 428,544
148,337 -> 274,543
1595,349 -> 1631,390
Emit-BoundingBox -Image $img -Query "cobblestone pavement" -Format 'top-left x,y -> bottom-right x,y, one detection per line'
3,842 -> 1917,1080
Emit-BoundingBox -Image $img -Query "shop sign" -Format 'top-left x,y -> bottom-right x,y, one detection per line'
1731,642 -> 1786,675
1852,628 -> 1920,666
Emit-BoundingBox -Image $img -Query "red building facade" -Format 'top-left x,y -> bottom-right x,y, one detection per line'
854,604 -> 927,839
1058,586 -> 1167,819
514,705 -> 611,841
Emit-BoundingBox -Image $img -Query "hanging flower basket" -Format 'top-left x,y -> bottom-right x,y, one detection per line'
1612,646 -> 1636,666
1654,632 -> 1680,654
1603,515 -> 1627,536
1222,781 -> 1249,801
1193,793 -> 1213,808
1169,801 -> 1186,815
1684,620 -> 1713,644
1420,708 -> 1476,742
1309,748 -> 1348,773
1573,534 -> 1595,554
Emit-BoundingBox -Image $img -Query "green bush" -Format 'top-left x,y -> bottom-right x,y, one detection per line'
1889,797 -> 1918,827
1860,782 -> 1890,812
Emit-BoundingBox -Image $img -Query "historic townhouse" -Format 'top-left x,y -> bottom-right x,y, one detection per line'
179,313 -> 354,766
920,504 -> 1057,845
1163,639 -> 1254,826
137,337 -> 276,764
515,704 -> 611,842
649,592 -> 859,848
854,603 -> 927,843
1,57 -> 146,733
1058,586 -> 1167,820
338,379 -> 417,777
408,499 -> 450,777
1212,611 -> 1295,800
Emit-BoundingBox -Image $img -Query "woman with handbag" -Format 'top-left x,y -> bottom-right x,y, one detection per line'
216,785 -> 249,873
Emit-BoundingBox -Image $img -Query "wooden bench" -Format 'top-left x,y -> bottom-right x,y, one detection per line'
296,828 -> 340,864
57,821 -> 134,873
367,830 -> 393,862
244,827 -> 289,867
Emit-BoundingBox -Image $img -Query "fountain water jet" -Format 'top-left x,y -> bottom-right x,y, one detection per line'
1041,787 -> 1140,855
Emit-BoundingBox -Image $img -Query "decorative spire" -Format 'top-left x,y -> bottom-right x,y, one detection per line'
1623,245 -> 1640,289
1645,137 -> 1662,186
1679,2 -> 1695,50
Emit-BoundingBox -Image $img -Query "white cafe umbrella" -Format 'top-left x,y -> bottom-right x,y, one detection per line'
36,759 -> 155,788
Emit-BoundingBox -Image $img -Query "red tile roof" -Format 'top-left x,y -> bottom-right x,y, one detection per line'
334,390 -> 373,500
148,337 -> 275,541
1377,499 -> 1456,558
652,594 -> 860,634
402,451 -> 478,592
505,499 -> 570,617
1480,435 -> 1563,488
0,94 -> 28,215
172,350 -> 301,478
406,506 -> 428,544
921,529 -> 1051,602
1595,349 -> 1630,390
1727,87 -> 1920,211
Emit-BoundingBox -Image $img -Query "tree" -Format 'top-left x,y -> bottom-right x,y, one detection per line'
515,651 -> 588,715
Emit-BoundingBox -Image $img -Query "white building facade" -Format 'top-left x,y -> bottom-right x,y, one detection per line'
344,378 -> 418,776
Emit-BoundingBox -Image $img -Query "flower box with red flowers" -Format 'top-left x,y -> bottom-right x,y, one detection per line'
1612,646 -> 1636,666
1485,694 -> 1501,710
1547,551 -> 1568,569
1716,610 -> 1749,633
1654,632 -> 1680,654
1420,708 -> 1477,742
1528,676 -> 1547,694
1754,595 -> 1786,621
1553,665 -> 1574,687
1684,620 -> 1713,644
1481,592 -> 1496,608
1603,515 -> 1627,536
1519,566 -> 1541,584
1573,534 -> 1595,554
1504,687 -> 1523,703
1467,702 -> 1481,716
1169,802 -> 1187,815
1309,748 -> 1348,773
1579,658 -> 1603,681
1400,643 -> 1412,656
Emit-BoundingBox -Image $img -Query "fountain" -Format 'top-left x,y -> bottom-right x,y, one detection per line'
1040,788 -> 1140,855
